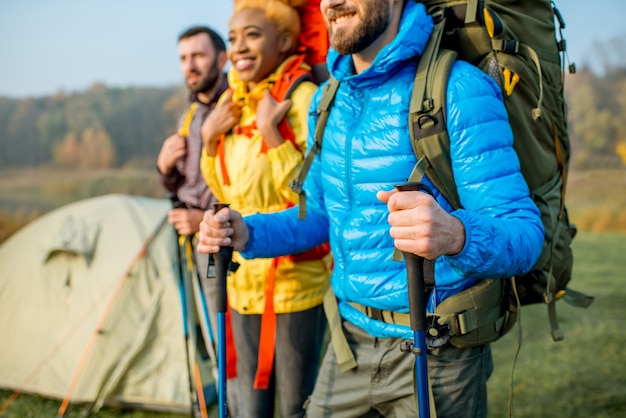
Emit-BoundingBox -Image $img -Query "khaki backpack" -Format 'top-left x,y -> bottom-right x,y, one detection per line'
292,0 -> 594,346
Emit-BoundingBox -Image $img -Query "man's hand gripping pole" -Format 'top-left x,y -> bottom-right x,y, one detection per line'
395,182 -> 434,418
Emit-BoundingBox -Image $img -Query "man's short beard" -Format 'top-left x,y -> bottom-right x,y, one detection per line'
330,5 -> 390,55
188,56 -> 220,95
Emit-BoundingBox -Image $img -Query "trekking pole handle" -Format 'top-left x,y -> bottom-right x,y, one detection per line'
212,203 -> 233,314
167,192 -> 186,209
403,252 -> 429,332
394,182 -> 434,332
394,183 -> 433,418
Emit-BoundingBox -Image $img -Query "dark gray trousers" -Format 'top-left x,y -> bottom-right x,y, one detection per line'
230,305 -> 327,418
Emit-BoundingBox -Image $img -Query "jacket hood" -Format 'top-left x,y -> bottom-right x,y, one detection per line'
326,1 -> 433,84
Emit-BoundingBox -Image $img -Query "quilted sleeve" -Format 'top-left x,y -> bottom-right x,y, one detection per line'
442,61 -> 544,278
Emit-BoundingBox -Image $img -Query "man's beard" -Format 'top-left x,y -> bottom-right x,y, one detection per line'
329,2 -> 390,55
187,56 -> 220,95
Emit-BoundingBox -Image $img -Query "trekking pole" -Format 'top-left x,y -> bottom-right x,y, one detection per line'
167,192 -> 197,417
395,183 -> 434,418
211,202 -> 233,418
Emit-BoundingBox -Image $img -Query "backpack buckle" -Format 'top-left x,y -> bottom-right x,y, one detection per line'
290,178 -> 303,194
425,315 -> 450,348
502,39 -> 520,54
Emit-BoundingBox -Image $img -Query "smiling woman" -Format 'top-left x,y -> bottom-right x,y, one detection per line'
196,1 -> 332,417
227,7 -> 297,88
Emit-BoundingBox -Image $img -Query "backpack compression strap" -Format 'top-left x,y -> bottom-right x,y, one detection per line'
290,77 -> 340,220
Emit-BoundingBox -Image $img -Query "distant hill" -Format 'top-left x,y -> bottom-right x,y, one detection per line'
0,83 -> 188,169
1,68 -> 626,244
0,66 -> 625,171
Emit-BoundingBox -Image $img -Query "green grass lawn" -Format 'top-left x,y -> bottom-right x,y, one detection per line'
1,232 -> 625,417
487,232 -> 626,418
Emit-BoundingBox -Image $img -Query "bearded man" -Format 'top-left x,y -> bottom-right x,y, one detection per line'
157,26 -> 227,236
197,1 -> 544,416
156,25 -> 239,414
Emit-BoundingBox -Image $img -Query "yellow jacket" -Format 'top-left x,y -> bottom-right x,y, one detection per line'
200,56 -> 331,314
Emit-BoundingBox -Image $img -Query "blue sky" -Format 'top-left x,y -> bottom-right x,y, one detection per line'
0,0 -> 624,98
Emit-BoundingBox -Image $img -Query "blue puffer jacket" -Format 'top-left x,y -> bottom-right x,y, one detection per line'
242,1 -> 544,339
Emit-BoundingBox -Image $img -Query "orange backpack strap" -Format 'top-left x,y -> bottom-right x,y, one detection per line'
269,54 -> 312,102
253,257 -> 280,389
261,54 -> 312,154
254,249 -> 329,389
253,200 -> 329,389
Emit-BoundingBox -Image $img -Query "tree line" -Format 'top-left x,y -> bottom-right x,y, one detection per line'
1,67 -> 625,170
565,66 -> 626,169
0,83 -> 187,169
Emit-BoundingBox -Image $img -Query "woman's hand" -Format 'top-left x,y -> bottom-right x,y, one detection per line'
256,89 -> 291,149
201,90 -> 242,155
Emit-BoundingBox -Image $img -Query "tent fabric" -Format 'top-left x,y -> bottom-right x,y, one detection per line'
44,215 -> 101,265
0,194 -> 214,413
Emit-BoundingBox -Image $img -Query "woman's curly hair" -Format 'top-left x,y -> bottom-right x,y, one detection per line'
233,0 -> 307,49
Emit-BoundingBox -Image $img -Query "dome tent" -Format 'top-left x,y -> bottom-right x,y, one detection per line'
0,194 -> 216,415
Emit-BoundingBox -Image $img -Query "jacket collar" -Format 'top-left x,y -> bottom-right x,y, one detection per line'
326,1 -> 433,85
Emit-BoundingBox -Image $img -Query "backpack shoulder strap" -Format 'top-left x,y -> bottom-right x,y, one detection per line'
177,102 -> 199,138
391,14 -> 459,263
270,54 -> 313,101
291,77 -> 340,220
407,10 -> 462,212
267,54 -> 313,154
219,55 -> 313,184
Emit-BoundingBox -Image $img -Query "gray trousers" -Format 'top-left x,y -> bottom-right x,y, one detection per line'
230,305 -> 327,418
305,320 -> 493,418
